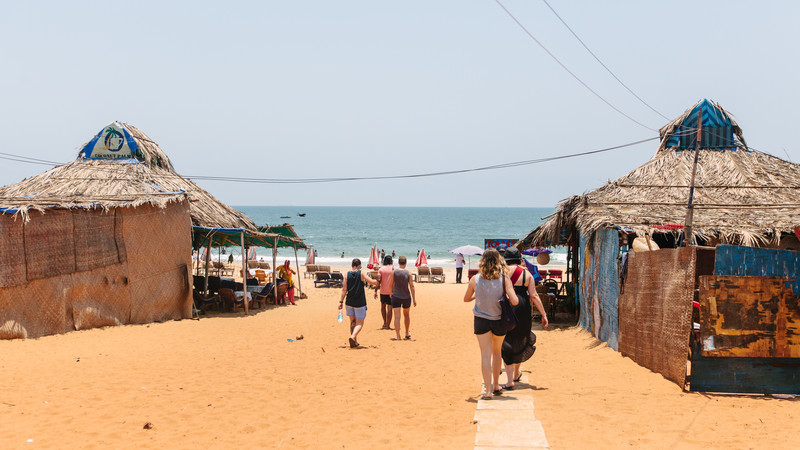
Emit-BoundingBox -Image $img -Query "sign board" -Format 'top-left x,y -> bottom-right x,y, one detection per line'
81,122 -> 140,160
484,239 -> 517,250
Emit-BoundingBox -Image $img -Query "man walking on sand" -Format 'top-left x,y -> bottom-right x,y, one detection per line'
375,255 -> 394,329
340,258 -> 378,348
389,256 -> 416,340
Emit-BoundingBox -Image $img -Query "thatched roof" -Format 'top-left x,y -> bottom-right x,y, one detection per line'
520,100 -> 800,248
0,122 -> 256,230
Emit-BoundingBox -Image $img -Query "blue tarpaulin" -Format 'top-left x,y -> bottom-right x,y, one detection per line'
663,99 -> 736,150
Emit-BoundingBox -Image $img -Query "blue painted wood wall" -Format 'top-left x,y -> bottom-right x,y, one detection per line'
714,245 -> 800,296
578,228 -> 620,350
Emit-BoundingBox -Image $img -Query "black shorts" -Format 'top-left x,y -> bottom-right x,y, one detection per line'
474,316 -> 507,336
380,294 -> 392,305
391,296 -> 411,309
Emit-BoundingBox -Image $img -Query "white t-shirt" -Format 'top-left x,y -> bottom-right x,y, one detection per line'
455,254 -> 465,268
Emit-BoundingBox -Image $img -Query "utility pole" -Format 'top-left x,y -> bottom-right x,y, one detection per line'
682,109 -> 702,246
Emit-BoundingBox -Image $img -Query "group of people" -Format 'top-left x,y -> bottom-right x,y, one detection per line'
464,247 -> 549,400
339,255 -> 416,347
335,246 -> 549,400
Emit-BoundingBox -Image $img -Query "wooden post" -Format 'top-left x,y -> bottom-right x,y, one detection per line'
294,246 -> 302,298
241,231 -> 249,314
683,108 -> 703,246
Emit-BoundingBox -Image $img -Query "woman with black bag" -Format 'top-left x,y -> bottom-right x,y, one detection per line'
500,247 -> 548,390
463,248 -> 518,400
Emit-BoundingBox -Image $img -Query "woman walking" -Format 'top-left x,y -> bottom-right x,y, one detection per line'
500,247 -> 548,390
463,249 -> 517,399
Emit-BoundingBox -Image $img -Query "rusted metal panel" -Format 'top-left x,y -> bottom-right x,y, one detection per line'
618,247 -> 696,387
578,228 -> 620,350
698,276 -> 800,358
714,245 -> 800,297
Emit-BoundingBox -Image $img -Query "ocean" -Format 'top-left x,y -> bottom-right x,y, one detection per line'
221,206 -> 565,268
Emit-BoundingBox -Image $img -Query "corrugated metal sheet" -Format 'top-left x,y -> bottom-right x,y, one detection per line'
618,248 -> 696,387
578,228 -> 620,350
714,245 -> 800,296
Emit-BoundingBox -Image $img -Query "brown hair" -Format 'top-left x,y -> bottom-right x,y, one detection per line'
398,256 -> 407,265
478,248 -> 506,280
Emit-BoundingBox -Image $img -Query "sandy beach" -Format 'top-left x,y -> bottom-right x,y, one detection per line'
1,265 -> 797,449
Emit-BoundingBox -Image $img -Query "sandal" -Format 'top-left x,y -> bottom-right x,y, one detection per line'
492,388 -> 503,396
502,384 -> 515,391
480,392 -> 493,400
404,335 -> 411,340
513,374 -> 523,383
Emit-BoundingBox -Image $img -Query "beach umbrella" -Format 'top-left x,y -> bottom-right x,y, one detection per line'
448,245 -> 483,256
306,245 -> 315,265
449,245 -> 483,270
415,248 -> 428,267
367,246 -> 379,269
200,246 -> 210,261
247,247 -> 257,261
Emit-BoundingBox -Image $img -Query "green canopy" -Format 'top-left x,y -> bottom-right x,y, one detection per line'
191,226 -> 300,249
258,223 -> 307,249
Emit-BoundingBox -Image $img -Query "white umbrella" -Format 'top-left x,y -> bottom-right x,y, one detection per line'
449,245 -> 483,270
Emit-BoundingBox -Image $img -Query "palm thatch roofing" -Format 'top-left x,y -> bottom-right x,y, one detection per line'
520,100 -> 800,248
0,122 -> 257,231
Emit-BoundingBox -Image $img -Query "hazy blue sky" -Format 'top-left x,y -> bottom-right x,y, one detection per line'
1,1 -> 798,207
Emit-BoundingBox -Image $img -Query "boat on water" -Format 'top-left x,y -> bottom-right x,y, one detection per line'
297,213 -> 306,217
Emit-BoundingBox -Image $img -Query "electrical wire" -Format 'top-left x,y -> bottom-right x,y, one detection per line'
0,136 -> 659,184
492,0 -> 658,132
541,0 -> 669,120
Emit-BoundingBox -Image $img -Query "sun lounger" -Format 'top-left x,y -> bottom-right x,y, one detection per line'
417,266 -> 431,282
314,272 -> 332,288
430,267 -> 445,283
304,264 -> 318,279
328,271 -> 344,288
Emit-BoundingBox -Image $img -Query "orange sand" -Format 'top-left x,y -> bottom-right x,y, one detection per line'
0,267 -> 797,449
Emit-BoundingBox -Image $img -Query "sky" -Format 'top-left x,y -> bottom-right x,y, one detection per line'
1,1 -> 798,207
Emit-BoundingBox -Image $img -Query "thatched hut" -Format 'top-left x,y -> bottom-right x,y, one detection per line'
0,120 -> 266,338
522,99 -> 800,249
518,100 -> 800,393
0,159 -> 194,339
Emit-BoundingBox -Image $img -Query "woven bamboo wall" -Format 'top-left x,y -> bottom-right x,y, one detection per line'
0,215 -> 26,287
0,200 -> 192,339
121,202 -> 192,323
618,247 -> 696,387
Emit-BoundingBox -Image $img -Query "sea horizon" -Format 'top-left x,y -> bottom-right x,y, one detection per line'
212,205 -> 566,268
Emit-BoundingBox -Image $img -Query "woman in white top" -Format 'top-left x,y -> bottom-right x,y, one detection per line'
463,249 -> 517,400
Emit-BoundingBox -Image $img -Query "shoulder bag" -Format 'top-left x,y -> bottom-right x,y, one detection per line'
499,273 -> 518,331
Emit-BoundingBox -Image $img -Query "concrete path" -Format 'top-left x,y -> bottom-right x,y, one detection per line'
473,374 -> 549,449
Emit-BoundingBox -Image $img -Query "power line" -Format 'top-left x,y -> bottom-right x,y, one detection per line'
541,0 -> 669,121
0,137 -> 659,185
492,0 -> 658,132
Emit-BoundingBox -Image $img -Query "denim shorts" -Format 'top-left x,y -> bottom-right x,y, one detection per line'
345,305 -> 367,319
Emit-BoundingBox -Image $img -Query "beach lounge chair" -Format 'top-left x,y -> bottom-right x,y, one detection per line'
417,266 -> 431,283
430,267 -> 445,283
304,264 -> 318,279
314,272 -> 332,287
219,288 -> 244,313
328,271 -> 344,288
